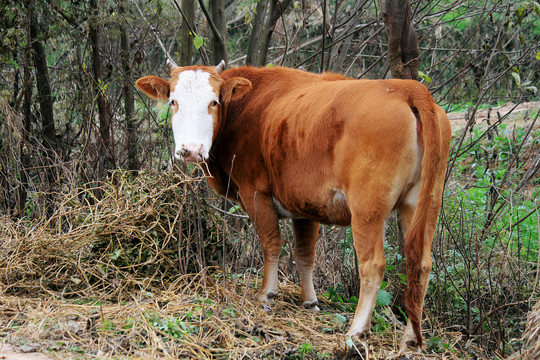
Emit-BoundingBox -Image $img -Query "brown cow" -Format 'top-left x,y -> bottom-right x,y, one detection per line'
136,61 -> 451,350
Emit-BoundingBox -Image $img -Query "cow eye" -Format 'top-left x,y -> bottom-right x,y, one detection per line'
169,99 -> 176,106
210,100 -> 219,107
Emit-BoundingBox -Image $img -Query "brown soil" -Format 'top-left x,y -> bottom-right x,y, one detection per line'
448,101 -> 540,134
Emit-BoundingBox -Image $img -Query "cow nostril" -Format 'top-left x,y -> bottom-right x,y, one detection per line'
176,148 -> 190,158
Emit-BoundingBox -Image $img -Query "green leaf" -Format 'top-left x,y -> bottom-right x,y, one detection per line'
299,343 -> 313,353
228,204 -> 242,213
345,337 -> 354,349
376,289 -> 391,306
418,70 -> 432,84
511,72 -> 521,87
193,36 -> 204,49
333,314 -> 347,323
534,2 -> 540,16
110,249 -> 122,260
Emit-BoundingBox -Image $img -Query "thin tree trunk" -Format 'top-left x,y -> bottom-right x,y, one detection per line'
119,1 -> 137,170
209,0 -> 228,66
27,0 -> 59,215
28,1 -> 57,152
383,0 -> 419,79
257,0 -> 292,67
246,0 -> 268,65
89,0 -> 115,177
382,0 -> 420,318
17,35 -> 33,216
180,0 -> 194,66
319,0 -> 327,72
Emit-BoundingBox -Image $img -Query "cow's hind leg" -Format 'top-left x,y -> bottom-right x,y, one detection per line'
347,211 -> 387,338
293,219 -> 320,310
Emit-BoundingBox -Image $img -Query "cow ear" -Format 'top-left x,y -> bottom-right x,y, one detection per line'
220,77 -> 252,103
136,75 -> 170,101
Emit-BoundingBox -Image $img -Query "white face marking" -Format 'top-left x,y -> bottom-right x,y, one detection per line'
169,70 -> 218,160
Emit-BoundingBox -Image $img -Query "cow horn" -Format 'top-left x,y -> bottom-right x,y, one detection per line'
215,60 -> 226,74
166,58 -> 178,73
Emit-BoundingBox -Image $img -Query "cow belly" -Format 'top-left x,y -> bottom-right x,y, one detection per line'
272,197 -> 303,219
272,190 -> 352,226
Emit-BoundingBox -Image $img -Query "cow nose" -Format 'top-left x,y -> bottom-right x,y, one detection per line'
176,144 -> 204,162
176,148 -> 190,158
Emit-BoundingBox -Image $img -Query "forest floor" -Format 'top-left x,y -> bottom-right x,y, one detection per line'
0,276 -> 479,360
1,102 -> 538,360
447,101 -> 539,134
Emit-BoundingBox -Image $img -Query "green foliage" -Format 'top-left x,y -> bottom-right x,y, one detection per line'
322,283 -> 357,312
376,289 -> 391,307
297,342 -> 313,356
426,121 -> 539,352
427,336 -> 452,353
450,124 -> 539,262
193,35 -> 205,50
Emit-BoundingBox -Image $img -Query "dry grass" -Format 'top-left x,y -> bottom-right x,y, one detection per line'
0,169 -> 526,359
507,299 -> 540,360
1,271 -> 469,359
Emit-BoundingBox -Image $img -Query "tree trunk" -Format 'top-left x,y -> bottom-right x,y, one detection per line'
246,0 -> 268,65
209,0 -> 228,66
382,0 -> 420,319
26,0 -> 60,215
89,0 -> 115,178
17,38 -> 33,216
119,1 -> 137,171
257,0 -> 292,67
180,0 -> 195,66
383,0 -> 419,79
27,1 -> 57,152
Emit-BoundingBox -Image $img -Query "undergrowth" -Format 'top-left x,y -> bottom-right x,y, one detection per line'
0,121 -> 538,359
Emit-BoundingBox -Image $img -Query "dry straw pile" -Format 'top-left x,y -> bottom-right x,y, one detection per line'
507,299 -> 540,360
0,169 -> 499,358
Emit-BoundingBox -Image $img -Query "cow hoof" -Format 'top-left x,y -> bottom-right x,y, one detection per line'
400,327 -> 421,352
255,290 -> 277,302
346,329 -> 371,340
400,339 -> 420,353
302,300 -> 320,312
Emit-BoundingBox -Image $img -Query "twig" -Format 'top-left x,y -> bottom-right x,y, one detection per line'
171,0 -> 210,66
472,300 -> 530,335
131,0 -> 177,66
197,0 -> 226,51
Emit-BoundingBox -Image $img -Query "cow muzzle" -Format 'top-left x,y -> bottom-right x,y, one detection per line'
176,144 -> 205,163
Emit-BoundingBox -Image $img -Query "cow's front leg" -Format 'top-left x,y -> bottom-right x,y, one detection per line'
254,226 -> 282,302
239,191 -> 283,302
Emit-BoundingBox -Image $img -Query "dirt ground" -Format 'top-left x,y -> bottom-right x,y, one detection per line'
0,343 -> 53,360
447,101 -> 539,134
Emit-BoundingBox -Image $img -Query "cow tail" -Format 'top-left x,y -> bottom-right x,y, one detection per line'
403,84 -> 442,347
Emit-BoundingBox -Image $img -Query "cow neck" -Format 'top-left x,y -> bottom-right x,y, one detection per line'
211,67 -> 265,190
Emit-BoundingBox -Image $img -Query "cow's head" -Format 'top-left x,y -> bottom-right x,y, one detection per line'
136,60 -> 251,162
